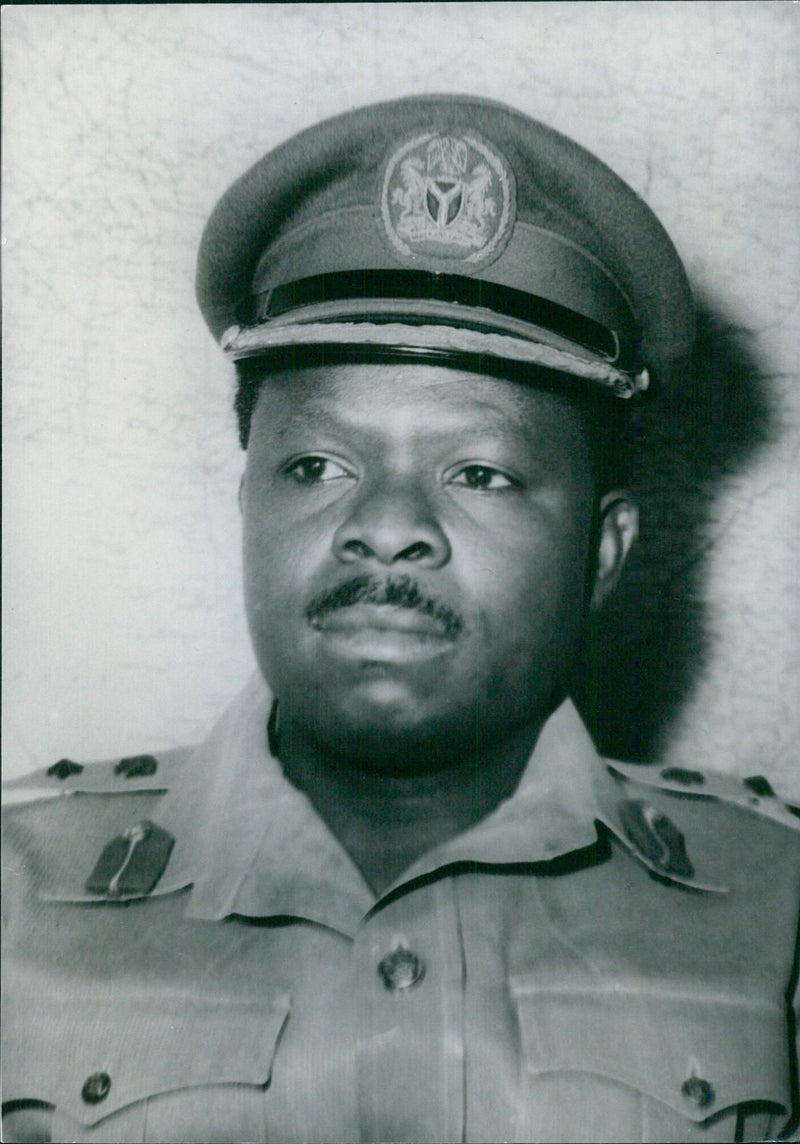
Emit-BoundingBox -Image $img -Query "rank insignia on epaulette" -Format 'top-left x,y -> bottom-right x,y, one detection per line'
85,820 -> 174,897
47,758 -> 84,780
618,798 -> 694,879
742,774 -> 775,798
114,754 -> 159,778
659,766 -> 705,787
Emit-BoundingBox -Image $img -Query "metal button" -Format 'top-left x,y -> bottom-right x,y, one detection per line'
81,1071 -> 111,1104
681,1075 -> 715,1109
377,947 -> 425,991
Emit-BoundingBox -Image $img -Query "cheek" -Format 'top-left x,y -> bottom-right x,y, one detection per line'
465,521 -> 592,661
242,507 -> 325,686
242,491 -> 318,617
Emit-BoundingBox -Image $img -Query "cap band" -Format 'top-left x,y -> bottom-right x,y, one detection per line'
245,270 -> 636,369
252,210 -> 636,342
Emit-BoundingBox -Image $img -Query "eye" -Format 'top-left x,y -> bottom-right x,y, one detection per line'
283,456 -> 354,485
447,464 -> 517,491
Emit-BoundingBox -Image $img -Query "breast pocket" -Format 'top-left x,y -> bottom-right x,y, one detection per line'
5,991 -> 291,1143
509,979 -> 792,1143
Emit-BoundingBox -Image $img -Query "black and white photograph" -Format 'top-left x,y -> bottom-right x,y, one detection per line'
3,4 -> 799,1142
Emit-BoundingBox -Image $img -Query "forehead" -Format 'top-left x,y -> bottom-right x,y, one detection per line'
249,362 -> 590,456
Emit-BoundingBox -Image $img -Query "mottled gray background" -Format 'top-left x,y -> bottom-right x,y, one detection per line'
3,3 -> 799,796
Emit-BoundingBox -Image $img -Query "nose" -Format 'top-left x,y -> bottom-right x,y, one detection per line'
332,478 -> 451,569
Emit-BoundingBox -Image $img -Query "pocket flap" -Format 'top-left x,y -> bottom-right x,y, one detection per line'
510,980 -> 791,1123
12,991 -> 291,1127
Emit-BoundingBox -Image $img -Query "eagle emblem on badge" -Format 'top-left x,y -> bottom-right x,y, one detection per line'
381,131 -> 515,268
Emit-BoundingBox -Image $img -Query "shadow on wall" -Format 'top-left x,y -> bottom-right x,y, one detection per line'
573,296 -> 777,763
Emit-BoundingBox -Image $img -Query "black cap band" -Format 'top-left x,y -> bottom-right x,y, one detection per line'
246,269 -> 638,370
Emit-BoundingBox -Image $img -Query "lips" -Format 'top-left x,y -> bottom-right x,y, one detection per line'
310,603 -> 457,663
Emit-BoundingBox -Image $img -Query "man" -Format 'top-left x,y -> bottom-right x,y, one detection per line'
3,95 -> 799,1143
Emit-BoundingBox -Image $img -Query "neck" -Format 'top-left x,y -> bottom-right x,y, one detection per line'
275,714 -> 545,895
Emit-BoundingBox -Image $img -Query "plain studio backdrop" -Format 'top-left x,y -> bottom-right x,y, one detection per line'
3,3 -> 799,798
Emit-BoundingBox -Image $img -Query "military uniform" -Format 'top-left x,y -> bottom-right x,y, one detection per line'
3,673 -> 799,1143
6,95 -> 799,1142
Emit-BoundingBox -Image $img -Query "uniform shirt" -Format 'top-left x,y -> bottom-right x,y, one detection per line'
3,673 -> 800,1143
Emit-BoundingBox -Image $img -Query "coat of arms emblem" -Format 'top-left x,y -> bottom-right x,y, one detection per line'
381,131 -> 515,268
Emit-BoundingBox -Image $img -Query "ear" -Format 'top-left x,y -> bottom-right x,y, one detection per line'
590,491 -> 638,610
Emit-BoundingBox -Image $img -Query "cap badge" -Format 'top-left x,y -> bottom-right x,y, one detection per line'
381,131 -> 515,270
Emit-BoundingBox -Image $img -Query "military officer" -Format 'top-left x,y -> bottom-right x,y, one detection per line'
3,95 -> 799,1144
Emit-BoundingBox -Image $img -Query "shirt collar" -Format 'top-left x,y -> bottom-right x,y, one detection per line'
154,674 -> 610,934
154,672 -> 721,938
156,674 -> 374,930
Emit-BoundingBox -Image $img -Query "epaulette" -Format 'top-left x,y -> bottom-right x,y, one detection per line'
2,746 -> 193,807
592,756 -> 800,897
606,758 -> 800,833
3,747 -> 199,901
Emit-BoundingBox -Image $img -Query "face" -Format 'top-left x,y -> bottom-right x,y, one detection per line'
241,363 -> 634,769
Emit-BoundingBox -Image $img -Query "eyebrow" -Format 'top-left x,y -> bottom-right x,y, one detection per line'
273,400 -> 540,446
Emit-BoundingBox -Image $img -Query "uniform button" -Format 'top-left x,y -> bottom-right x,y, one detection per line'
81,1072 -> 111,1104
377,947 -> 425,991
681,1075 -> 715,1109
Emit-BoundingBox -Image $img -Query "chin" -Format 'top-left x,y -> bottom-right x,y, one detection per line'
266,649 -> 568,768
300,690 -> 477,770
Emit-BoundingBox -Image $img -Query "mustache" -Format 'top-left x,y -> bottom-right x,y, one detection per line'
306,574 -> 464,640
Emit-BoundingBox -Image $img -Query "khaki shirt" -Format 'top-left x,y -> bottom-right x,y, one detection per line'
3,674 -> 800,1143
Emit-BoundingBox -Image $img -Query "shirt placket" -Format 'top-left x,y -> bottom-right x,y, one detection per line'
354,878 -> 466,1143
